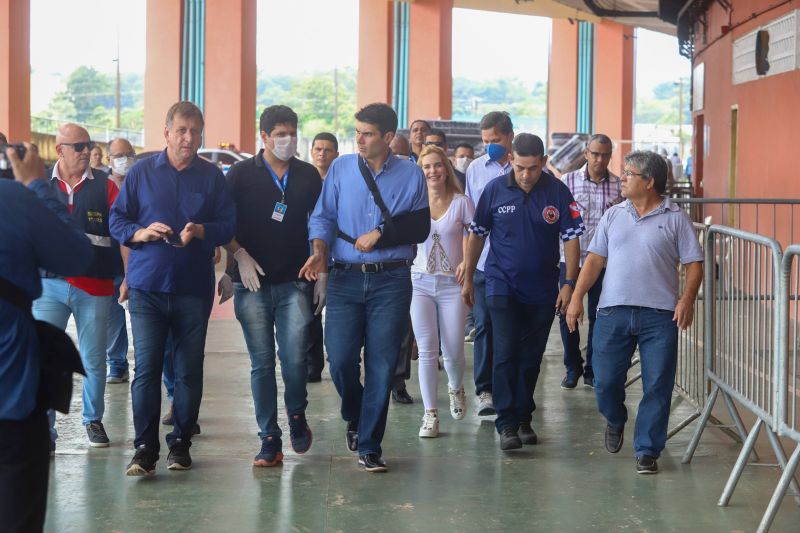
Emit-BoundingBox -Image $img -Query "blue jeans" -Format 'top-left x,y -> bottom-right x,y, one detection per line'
558,263 -> 605,378
106,276 -> 129,377
472,269 -> 493,396
233,280 -> 313,439
163,334 -> 175,401
592,306 -> 678,458
488,296 -> 555,432
324,266 -> 412,456
127,289 -> 211,451
33,278 -> 111,438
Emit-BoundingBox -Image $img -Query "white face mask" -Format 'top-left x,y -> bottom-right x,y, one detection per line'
454,156 -> 473,173
394,154 -> 410,160
271,135 -> 297,161
111,156 -> 134,176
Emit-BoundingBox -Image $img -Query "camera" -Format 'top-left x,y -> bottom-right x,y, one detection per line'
0,143 -> 27,179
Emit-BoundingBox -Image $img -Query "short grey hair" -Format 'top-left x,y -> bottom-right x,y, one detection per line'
589,133 -> 612,146
165,101 -> 205,129
624,150 -> 668,194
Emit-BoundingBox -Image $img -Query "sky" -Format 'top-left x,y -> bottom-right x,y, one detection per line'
29,0 -> 689,111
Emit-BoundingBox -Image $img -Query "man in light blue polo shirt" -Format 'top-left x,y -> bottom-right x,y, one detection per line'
464,111 -> 514,416
463,133 -> 584,451
566,150 -> 703,474
302,103 -> 428,473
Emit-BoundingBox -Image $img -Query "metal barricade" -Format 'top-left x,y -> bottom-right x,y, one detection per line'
682,226 -> 800,531
757,246 -> 800,532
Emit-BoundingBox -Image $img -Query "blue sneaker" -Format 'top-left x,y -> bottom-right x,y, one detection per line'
253,436 -> 283,467
289,413 -> 313,454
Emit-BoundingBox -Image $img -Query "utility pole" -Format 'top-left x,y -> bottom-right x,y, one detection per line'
677,77 -> 684,159
333,66 -> 339,138
114,30 -> 121,129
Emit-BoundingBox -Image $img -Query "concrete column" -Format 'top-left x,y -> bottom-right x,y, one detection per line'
143,0 -> 183,150
407,0 -> 452,121
0,0 -> 31,142
357,0 -> 393,109
547,18 -> 578,144
205,0 -> 256,153
594,20 -> 634,175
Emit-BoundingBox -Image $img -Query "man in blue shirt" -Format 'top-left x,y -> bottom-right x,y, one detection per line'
0,144 -> 93,532
463,133 -> 584,451
302,103 -> 428,472
110,101 -> 236,476
566,151 -> 703,474
464,111 -> 515,417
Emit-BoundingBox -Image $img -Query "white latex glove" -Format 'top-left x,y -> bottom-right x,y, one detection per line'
217,273 -> 233,304
234,247 -> 264,292
313,272 -> 328,315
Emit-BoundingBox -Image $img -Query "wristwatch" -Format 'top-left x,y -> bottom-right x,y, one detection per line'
563,279 -> 576,289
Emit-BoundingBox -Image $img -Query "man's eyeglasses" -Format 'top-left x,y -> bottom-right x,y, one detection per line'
621,169 -> 645,178
587,150 -> 612,159
424,141 -> 444,148
60,141 -> 96,152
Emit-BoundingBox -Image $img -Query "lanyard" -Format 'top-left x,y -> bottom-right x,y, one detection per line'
264,162 -> 289,202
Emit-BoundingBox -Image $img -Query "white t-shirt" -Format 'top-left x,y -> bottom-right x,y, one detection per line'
412,194 -> 475,275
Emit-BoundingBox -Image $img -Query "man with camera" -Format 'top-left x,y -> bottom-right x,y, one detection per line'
1,143 -> 93,532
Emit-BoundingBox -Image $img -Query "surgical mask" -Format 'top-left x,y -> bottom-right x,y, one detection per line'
271,135 -> 297,161
111,156 -> 134,176
454,156 -> 472,173
486,143 -> 507,162
395,154 -> 410,160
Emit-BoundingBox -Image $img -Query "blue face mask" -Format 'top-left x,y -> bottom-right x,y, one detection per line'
486,143 -> 507,162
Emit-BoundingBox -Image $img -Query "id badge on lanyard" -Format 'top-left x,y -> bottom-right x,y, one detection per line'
267,163 -> 288,222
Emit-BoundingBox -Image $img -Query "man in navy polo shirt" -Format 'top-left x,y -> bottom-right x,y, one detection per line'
462,133 -> 584,451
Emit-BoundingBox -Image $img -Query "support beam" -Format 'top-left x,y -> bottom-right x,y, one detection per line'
547,18 -> 578,144
357,0 -> 393,109
0,0 -> 31,142
407,0 -> 453,121
144,0 -> 183,150
594,20 -> 634,175
205,0 -> 256,153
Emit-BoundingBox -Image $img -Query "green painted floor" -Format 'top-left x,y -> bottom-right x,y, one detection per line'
45,318 -> 800,532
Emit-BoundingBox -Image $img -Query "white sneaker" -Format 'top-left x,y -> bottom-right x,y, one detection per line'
477,391 -> 495,416
418,410 -> 439,438
449,386 -> 467,420
464,328 -> 476,342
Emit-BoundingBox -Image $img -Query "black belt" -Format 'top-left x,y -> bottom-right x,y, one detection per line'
332,260 -> 411,274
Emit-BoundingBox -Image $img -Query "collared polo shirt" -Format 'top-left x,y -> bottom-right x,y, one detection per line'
109,150 -> 236,300
50,164 -> 119,296
559,164 -> 621,265
226,150 -> 321,284
588,197 -> 704,311
470,171 -> 585,305
465,153 -> 513,272
308,152 -> 428,264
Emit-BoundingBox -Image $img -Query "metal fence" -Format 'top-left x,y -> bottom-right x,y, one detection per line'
31,115 -> 144,147
679,225 -> 800,532
672,198 -> 800,244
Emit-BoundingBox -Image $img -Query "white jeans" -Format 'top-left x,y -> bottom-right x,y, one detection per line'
410,272 -> 467,410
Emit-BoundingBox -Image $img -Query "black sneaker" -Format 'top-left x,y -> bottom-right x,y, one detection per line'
583,373 -> 594,388
519,423 -> 538,445
560,369 -> 583,390
166,440 -> 192,471
192,423 -> 201,436
358,453 -> 387,473
162,404 -> 174,426
636,455 -> 659,474
288,413 -> 313,454
605,424 -> 624,454
126,446 -> 158,476
86,421 -> 110,448
345,421 -> 358,453
253,436 -> 283,467
307,373 -> 322,383
392,388 -> 414,404
499,426 -> 522,451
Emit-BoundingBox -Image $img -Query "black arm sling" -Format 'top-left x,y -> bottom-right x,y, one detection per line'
336,157 -> 431,249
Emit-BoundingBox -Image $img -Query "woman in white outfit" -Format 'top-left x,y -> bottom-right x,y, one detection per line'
412,145 -> 475,438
